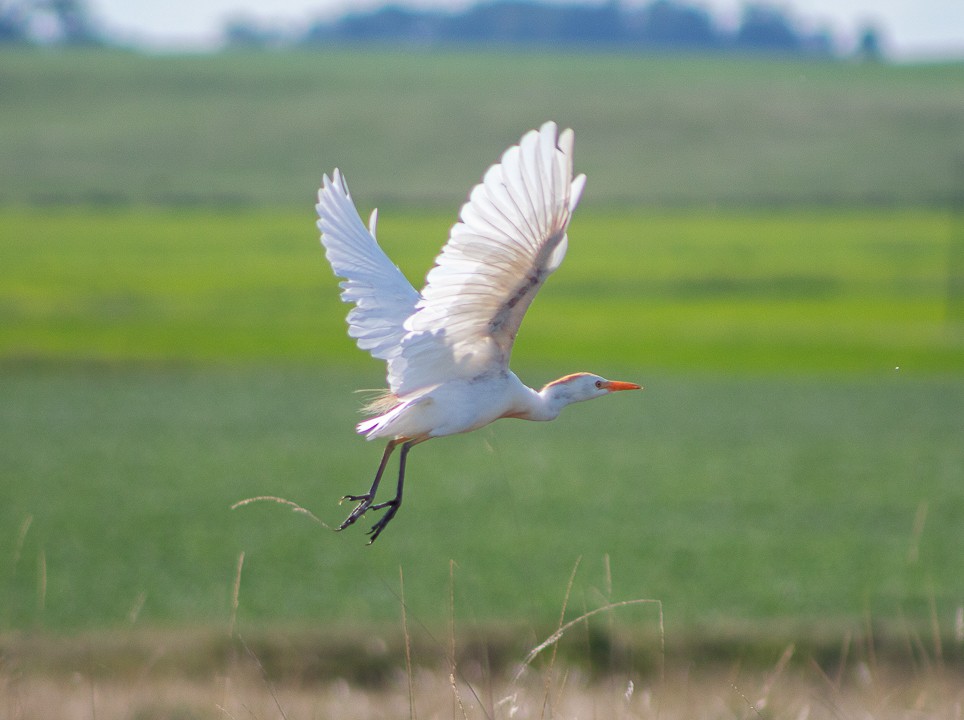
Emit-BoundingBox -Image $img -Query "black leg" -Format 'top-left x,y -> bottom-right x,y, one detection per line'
338,439 -> 398,532
365,439 -> 415,544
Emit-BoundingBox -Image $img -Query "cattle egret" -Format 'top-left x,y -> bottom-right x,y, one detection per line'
316,121 -> 640,543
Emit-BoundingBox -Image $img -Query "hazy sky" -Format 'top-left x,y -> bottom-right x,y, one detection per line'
88,0 -> 964,59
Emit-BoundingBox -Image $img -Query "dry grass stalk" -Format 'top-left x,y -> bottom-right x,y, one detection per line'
230,495 -> 330,529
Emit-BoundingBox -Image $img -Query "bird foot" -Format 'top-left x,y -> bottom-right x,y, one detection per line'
365,499 -> 400,544
338,493 -> 374,530
337,494 -> 400,543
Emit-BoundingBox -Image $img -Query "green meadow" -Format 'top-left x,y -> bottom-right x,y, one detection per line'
1,49 -> 963,207
2,207 -> 961,639
1,207 -> 959,372
1,50 -> 963,704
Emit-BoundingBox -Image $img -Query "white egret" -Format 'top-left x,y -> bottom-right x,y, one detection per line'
316,121 -> 640,542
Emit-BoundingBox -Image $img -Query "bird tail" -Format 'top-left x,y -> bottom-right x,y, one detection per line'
355,390 -> 408,439
356,388 -> 400,417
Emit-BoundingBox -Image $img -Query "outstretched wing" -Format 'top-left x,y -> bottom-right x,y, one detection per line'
389,121 -> 586,396
316,170 -> 420,364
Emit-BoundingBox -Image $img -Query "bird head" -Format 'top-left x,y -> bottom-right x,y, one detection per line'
541,372 -> 642,408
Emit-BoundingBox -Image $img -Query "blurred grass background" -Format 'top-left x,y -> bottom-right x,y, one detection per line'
1,49 -> 963,207
1,48 -> 963,665
2,364 -> 961,636
1,207 -> 957,371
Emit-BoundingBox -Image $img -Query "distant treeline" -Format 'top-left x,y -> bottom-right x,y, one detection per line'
231,1 -> 883,59
0,0 -> 884,59
0,0 -> 102,46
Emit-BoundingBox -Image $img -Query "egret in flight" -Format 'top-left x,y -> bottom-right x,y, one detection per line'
316,122 -> 640,543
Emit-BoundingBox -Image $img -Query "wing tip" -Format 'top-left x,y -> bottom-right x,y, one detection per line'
319,168 -> 348,197
317,168 -> 362,235
557,127 -> 575,159
569,173 -> 587,212
534,121 -> 575,160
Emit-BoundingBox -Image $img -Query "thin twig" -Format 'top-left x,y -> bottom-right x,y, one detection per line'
231,495 -> 331,529
515,598 -> 664,683
449,559 -> 459,720
376,571 -> 493,720
450,673 -> 469,720
13,514 -> 33,573
229,551 -> 245,637
756,643 -> 795,707
37,548 -> 46,614
540,556 -> 582,719
238,634 -> 289,720
400,567 -> 418,720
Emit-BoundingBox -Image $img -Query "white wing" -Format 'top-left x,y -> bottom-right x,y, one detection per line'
316,170 -> 420,364
389,121 -> 586,396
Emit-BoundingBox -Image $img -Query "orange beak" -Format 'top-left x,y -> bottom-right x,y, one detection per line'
602,380 -> 642,392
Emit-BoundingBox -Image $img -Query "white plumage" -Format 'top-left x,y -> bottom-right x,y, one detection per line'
316,122 -> 639,542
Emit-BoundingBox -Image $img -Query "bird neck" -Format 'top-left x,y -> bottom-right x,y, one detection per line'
528,380 -> 582,421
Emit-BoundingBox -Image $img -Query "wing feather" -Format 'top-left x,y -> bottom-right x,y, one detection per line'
316,170 -> 420,365
390,121 -> 586,396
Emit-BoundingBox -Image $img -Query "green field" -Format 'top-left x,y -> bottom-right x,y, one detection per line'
1,50 -> 963,709
1,49 -> 963,207
1,208 -> 959,372
1,207 -> 961,642
3,362 -> 962,633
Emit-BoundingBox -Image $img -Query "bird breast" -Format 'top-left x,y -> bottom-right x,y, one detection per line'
365,372 -> 539,441
428,373 -> 535,437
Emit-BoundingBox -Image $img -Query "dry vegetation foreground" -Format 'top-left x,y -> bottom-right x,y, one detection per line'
2,625 -> 962,719
3,661 -> 962,720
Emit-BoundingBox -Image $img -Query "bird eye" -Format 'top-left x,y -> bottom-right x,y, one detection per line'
594,380 -> 604,389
